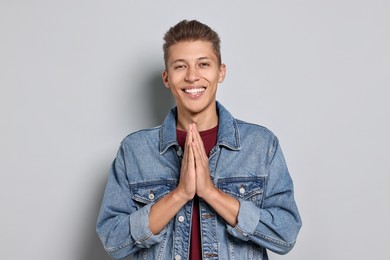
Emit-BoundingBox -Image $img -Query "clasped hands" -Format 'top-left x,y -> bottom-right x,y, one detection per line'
176,123 -> 215,201
149,123 -> 238,234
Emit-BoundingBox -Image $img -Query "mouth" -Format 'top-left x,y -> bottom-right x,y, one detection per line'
182,87 -> 206,96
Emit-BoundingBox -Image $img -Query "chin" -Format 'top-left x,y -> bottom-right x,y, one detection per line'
188,103 -> 214,115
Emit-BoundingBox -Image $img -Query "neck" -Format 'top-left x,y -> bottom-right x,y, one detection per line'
176,107 -> 218,132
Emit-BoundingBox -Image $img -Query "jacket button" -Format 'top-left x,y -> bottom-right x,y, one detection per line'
176,149 -> 183,157
178,215 -> 185,222
148,193 -> 155,200
239,187 -> 246,194
175,255 -> 182,260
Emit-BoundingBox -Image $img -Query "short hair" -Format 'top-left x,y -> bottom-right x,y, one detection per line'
163,20 -> 221,67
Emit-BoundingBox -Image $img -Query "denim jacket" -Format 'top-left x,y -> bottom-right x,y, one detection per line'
96,102 -> 302,260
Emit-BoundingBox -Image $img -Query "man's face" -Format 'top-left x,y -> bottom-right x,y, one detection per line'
162,40 -> 226,117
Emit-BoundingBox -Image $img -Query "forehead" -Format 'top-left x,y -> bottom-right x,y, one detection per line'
167,40 -> 217,63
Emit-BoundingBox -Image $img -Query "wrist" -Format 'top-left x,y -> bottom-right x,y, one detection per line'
197,185 -> 218,201
172,187 -> 193,204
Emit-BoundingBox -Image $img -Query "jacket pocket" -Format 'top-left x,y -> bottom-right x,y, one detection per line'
130,179 -> 177,207
216,177 -> 265,207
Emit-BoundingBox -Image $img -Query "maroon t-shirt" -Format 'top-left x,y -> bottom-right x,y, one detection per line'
176,125 -> 218,260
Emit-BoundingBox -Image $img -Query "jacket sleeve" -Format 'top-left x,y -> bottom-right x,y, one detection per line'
96,144 -> 167,259
226,136 -> 302,254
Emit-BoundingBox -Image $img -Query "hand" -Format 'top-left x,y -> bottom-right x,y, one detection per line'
175,123 -> 239,227
175,124 -> 196,201
190,124 -> 216,199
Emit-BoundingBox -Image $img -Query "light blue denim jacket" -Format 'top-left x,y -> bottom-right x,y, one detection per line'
96,102 -> 302,260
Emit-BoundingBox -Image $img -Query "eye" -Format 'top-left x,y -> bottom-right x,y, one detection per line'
199,62 -> 210,68
173,64 -> 186,70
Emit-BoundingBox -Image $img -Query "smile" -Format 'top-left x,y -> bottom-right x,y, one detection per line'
183,87 -> 206,95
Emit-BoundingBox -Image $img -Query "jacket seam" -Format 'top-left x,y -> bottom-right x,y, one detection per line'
105,239 -> 133,253
136,231 -> 153,244
253,230 -> 296,248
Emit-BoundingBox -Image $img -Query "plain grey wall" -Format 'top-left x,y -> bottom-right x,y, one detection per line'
1,1 -> 389,259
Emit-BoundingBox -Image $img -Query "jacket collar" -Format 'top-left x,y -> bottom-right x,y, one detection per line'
159,101 -> 241,154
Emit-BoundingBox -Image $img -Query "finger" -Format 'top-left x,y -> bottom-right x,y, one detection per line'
182,124 -> 193,160
191,141 -> 202,168
184,124 -> 195,171
192,124 -> 207,161
186,124 -> 194,154
190,126 -> 201,160
188,141 -> 195,170
192,139 -> 209,174
188,125 -> 197,170
184,123 -> 192,147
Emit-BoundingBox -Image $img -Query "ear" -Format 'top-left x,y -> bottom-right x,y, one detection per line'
218,64 -> 226,83
162,70 -> 170,88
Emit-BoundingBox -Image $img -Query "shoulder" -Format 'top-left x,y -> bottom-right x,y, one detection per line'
120,125 -> 161,147
235,119 -> 278,141
234,119 -> 280,158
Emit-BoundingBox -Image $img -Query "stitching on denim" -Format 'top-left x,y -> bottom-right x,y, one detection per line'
129,179 -> 177,188
254,231 -> 296,248
268,136 -> 279,164
157,229 -> 168,259
137,231 -> 153,243
234,225 -> 251,240
234,225 -> 246,235
234,225 -> 296,249
106,239 -> 133,253
233,118 -> 241,149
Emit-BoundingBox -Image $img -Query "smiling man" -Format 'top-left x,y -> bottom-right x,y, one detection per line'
162,40 -> 225,130
97,20 -> 302,260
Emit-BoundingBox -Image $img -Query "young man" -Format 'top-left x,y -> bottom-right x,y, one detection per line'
97,20 -> 302,260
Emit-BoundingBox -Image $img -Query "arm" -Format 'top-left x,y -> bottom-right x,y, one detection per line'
96,145 -> 167,259
226,136 -> 302,254
192,124 -> 301,254
97,127 -> 199,259
190,123 -> 240,226
149,126 -> 196,234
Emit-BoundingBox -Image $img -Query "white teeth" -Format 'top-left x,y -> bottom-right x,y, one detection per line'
184,88 -> 205,94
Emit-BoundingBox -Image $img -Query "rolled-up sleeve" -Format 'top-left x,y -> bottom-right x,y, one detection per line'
227,199 -> 261,241
96,144 -> 166,259
227,136 -> 302,255
129,203 -> 167,246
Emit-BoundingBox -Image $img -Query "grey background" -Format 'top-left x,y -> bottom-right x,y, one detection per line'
1,1 -> 389,259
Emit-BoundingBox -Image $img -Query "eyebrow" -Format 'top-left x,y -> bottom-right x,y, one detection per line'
171,57 -> 211,64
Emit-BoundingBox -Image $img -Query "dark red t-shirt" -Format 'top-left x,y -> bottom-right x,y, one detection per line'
176,125 -> 218,260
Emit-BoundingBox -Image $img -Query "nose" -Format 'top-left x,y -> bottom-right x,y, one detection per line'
185,66 -> 200,82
